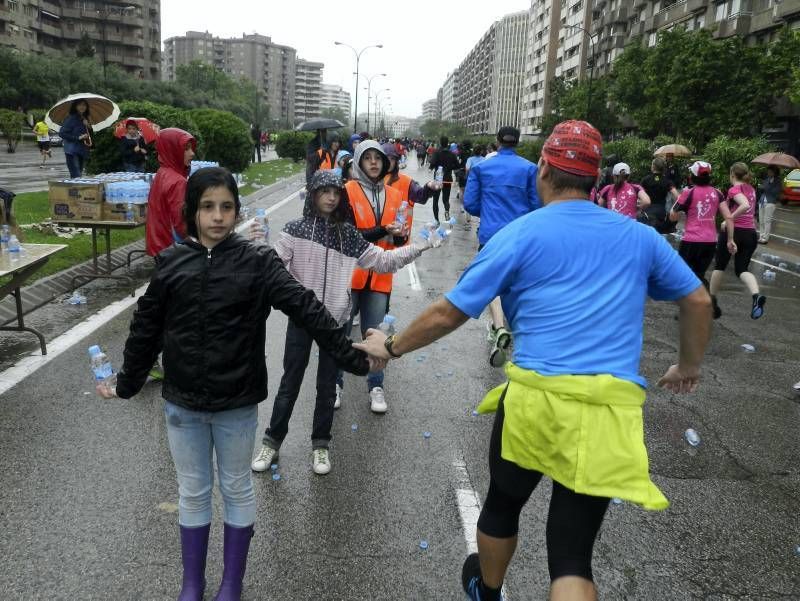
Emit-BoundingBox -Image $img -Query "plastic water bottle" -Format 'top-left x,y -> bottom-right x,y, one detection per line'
0,225 -> 9,251
396,201 -> 409,234
255,208 -> 270,243
88,345 -> 115,386
67,291 -> 87,305
125,202 -> 135,222
435,166 -> 444,183
7,235 -> 20,260
684,428 -> 701,447
378,314 -> 396,335
763,270 -> 776,282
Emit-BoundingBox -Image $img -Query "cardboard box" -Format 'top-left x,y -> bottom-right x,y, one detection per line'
103,202 -> 147,223
49,182 -> 105,222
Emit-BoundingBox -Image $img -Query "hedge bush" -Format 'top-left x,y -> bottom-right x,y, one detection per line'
187,108 -> 251,173
602,137 -> 655,181
516,139 -> 544,164
86,100 -> 203,175
275,130 -> 313,162
699,135 -> 774,189
0,108 -> 23,152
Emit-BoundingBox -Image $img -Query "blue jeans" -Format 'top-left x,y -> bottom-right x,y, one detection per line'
65,153 -> 85,178
164,402 -> 258,528
337,289 -> 389,391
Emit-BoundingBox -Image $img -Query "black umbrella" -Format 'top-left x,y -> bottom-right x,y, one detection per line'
295,118 -> 345,132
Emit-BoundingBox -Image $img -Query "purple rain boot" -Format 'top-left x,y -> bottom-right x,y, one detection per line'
178,524 -> 211,601
212,523 -> 254,601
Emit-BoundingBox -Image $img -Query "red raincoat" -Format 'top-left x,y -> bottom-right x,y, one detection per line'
145,128 -> 196,256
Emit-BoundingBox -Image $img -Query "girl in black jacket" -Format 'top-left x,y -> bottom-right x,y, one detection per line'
97,167 -> 370,601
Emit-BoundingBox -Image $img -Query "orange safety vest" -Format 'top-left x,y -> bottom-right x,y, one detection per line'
317,148 -> 334,171
385,172 -> 416,232
346,179 -> 403,293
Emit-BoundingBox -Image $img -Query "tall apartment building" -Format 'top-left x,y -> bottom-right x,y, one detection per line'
0,0 -> 161,79
490,10 -> 529,132
421,98 -> 440,121
435,11 -> 527,135
320,83 -> 351,116
163,31 -> 297,128
519,0 -> 595,136
440,70 -> 460,122
294,58 -> 323,124
590,0 -> 800,77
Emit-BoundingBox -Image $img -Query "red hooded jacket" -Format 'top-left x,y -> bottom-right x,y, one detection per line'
146,128 -> 196,256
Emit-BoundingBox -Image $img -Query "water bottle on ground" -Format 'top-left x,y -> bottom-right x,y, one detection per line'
88,345 -> 116,389
1,224 -> 9,251
67,291 -> 87,305
378,314 -> 397,335
684,428 -> 701,447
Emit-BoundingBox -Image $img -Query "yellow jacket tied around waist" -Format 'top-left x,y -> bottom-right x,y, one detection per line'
478,363 -> 668,510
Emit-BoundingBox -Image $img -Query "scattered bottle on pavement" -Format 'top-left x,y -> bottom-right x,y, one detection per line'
67,291 -> 87,305
88,345 -> 115,388
471,409 -> 479,417
762,270 -> 776,282
423,431 -> 431,439
419,540 -> 429,550
271,473 -> 281,481
684,428 -> 701,447
378,314 -> 397,335
740,344 -> 756,353
351,423 -> 358,431
611,498 -> 623,505
778,262 -> 788,269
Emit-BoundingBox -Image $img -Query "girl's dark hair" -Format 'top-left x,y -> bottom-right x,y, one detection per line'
183,167 -> 240,238
613,172 -> 629,191
652,157 -> 665,174
68,99 -> 90,118
766,165 -> 779,177
307,185 -> 354,224
473,145 -> 484,156
690,172 -> 711,186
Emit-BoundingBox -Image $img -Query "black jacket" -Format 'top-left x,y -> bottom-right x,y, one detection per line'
115,233 -> 369,411
429,149 -> 460,182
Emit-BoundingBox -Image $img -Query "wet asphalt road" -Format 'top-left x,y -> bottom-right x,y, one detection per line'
0,157 -> 799,600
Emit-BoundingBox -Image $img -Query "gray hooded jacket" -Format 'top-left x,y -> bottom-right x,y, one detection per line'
350,140 -> 397,243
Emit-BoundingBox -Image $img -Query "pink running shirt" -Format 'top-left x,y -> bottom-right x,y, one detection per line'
599,183 -> 642,219
675,185 -> 722,243
727,183 -> 756,230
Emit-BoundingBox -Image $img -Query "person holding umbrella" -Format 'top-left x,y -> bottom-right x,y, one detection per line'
59,99 -> 93,177
119,120 -> 147,173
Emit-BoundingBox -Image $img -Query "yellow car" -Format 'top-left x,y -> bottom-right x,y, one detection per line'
783,169 -> 800,205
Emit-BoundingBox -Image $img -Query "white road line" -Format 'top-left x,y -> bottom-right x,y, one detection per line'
452,457 -> 510,599
751,259 -> 800,278
0,188 -> 303,396
767,233 -> 800,245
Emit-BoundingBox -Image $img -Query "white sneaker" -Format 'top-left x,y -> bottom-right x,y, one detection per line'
334,384 -> 342,409
251,445 -> 279,472
369,387 -> 388,413
312,448 -> 331,475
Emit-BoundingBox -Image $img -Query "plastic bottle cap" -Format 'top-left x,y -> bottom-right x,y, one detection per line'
351,424 -> 358,431
88,345 -> 101,356
472,410 -> 479,416
423,431 -> 431,439
384,315 -> 396,324
270,464 -> 278,471
419,540 -> 429,550
272,473 -> 281,481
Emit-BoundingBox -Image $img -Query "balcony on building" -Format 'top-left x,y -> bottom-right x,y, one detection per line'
715,13 -> 752,38
776,0 -> 800,18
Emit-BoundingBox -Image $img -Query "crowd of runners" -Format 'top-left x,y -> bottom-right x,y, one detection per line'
92,118 -> 794,601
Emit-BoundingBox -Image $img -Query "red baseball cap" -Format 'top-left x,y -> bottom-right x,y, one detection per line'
541,120 -> 603,177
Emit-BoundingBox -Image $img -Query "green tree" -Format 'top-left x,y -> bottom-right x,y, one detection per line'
419,119 -> 469,141
320,106 -> 348,125
541,75 -> 618,135
76,33 -> 96,59
188,108 -> 252,172
700,135 -> 774,189
0,108 -> 23,152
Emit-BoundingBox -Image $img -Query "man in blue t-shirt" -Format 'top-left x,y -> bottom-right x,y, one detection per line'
463,126 -> 540,368
355,121 -> 712,601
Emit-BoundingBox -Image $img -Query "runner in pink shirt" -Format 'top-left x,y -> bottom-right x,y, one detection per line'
597,163 -> 650,218
709,162 -> 766,320
668,161 -> 726,287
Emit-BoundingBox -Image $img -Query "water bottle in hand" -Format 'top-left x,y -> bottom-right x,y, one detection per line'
377,314 -> 396,335
89,345 -> 116,395
395,201 -> 409,235
254,208 -> 270,244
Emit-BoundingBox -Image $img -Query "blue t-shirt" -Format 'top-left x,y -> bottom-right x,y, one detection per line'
445,201 -> 700,387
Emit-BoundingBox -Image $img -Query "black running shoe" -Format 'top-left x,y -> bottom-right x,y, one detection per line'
711,296 -> 722,320
462,553 -> 482,600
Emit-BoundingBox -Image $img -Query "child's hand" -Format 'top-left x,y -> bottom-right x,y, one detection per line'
385,223 -> 403,236
96,382 -> 117,399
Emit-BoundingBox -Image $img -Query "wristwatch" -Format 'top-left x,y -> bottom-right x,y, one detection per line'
384,334 -> 402,358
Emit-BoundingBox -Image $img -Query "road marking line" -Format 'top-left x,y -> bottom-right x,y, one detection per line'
453,458 -> 510,599
751,259 -> 800,278
0,188 -> 303,396
767,233 -> 800,244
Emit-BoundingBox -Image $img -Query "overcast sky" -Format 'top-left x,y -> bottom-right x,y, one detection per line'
162,0 -> 531,119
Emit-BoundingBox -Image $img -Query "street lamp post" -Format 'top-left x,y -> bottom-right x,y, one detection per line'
369,86 -> 390,133
334,42 -> 383,132
354,72 -> 386,133
562,24 -> 599,122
